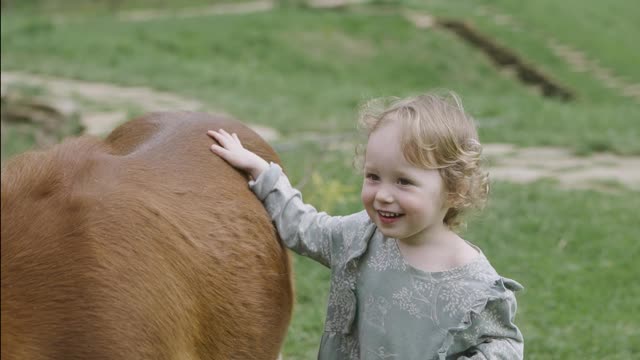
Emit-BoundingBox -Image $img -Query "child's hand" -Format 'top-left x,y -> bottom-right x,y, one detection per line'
207,129 -> 269,180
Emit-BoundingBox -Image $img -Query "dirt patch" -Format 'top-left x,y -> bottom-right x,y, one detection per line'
484,144 -> 640,191
118,1 -> 274,22
1,89 -> 83,150
0,71 -> 280,141
307,0 -> 368,8
2,71 -> 637,192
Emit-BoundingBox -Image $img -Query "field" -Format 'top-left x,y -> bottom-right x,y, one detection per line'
1,0 -> 638,358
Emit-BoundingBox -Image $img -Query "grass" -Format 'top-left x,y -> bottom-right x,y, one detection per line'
1,1 -> 639,359
0,83 -> 84,162
465,181 -> 639,358
402,0 -> 640,101
2,6 -> 639,155
474,0 -> 639,81
2,0 -> 244,14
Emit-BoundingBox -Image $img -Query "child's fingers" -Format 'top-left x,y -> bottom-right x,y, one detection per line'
210,144 -> 231,157
219,129 -> 232,139
218,130 -> 238,144
208,130 -> 243,152
207,130 -> 225,142
208,130 -> 234,147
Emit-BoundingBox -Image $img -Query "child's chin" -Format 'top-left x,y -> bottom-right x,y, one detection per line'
378,228 -> 399,239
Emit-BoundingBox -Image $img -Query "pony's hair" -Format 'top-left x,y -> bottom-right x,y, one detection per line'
355,91 -> 489,230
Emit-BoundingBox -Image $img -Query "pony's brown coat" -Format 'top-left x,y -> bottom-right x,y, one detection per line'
1,112 -> 293,360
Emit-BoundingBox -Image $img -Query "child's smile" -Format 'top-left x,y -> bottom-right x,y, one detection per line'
361,120 -> 449,244
376,210 -> 405,224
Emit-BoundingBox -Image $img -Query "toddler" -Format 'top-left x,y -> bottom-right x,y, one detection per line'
207,92 -> 523,359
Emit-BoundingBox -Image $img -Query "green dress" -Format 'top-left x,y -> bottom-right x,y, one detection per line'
250,163 -> 524,360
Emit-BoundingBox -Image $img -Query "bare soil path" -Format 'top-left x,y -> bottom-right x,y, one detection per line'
1,71 -> 279,141
117,1 -> 275,22
2,71 -> 637,192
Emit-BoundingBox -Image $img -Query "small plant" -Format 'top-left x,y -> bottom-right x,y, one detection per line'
306,171 -> 357,213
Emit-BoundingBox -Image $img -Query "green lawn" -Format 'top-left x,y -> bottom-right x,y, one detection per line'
474,0 -> 638,82
2,5 -> 639,155
403,0 -> 640,101
1,1 -> 638,359
3,0 -> 242,14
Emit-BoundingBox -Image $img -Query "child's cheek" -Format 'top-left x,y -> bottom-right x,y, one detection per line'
360,184 -> 372,205
360,185 -> 376,216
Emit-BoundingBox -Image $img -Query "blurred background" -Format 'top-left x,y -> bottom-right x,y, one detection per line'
1,0 -> 638,358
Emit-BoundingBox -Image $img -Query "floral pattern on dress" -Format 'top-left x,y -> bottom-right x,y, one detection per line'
368,238 -> 407,272
337,336 -> 359,359
325,274 -> 357,332
390,245 -> 499,329
364,295 -> 391,333
365,346 -> 399,359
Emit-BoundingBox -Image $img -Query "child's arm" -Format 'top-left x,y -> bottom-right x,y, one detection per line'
208,129 -> 363,268
451,286 -> 524,359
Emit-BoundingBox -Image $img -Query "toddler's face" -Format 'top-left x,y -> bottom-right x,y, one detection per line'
360,121 -> 449,244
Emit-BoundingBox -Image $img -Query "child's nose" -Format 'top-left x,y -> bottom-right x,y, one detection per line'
375,188 -> 394,203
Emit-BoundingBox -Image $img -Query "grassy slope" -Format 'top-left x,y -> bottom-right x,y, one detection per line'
2,7 -> 639,155
402,0 -> 640,156
2,3 -> 639,359
403,0 -> 639,98
475,0 -> 639,81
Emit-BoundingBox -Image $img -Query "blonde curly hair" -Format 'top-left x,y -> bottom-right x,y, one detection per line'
356,91 -> 489,230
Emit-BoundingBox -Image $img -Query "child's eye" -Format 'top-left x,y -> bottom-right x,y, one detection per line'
397,178 -> 412,186
365,173 -> 380,181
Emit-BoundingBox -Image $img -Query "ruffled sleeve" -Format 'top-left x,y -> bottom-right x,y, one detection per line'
443,277 -> 524,360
